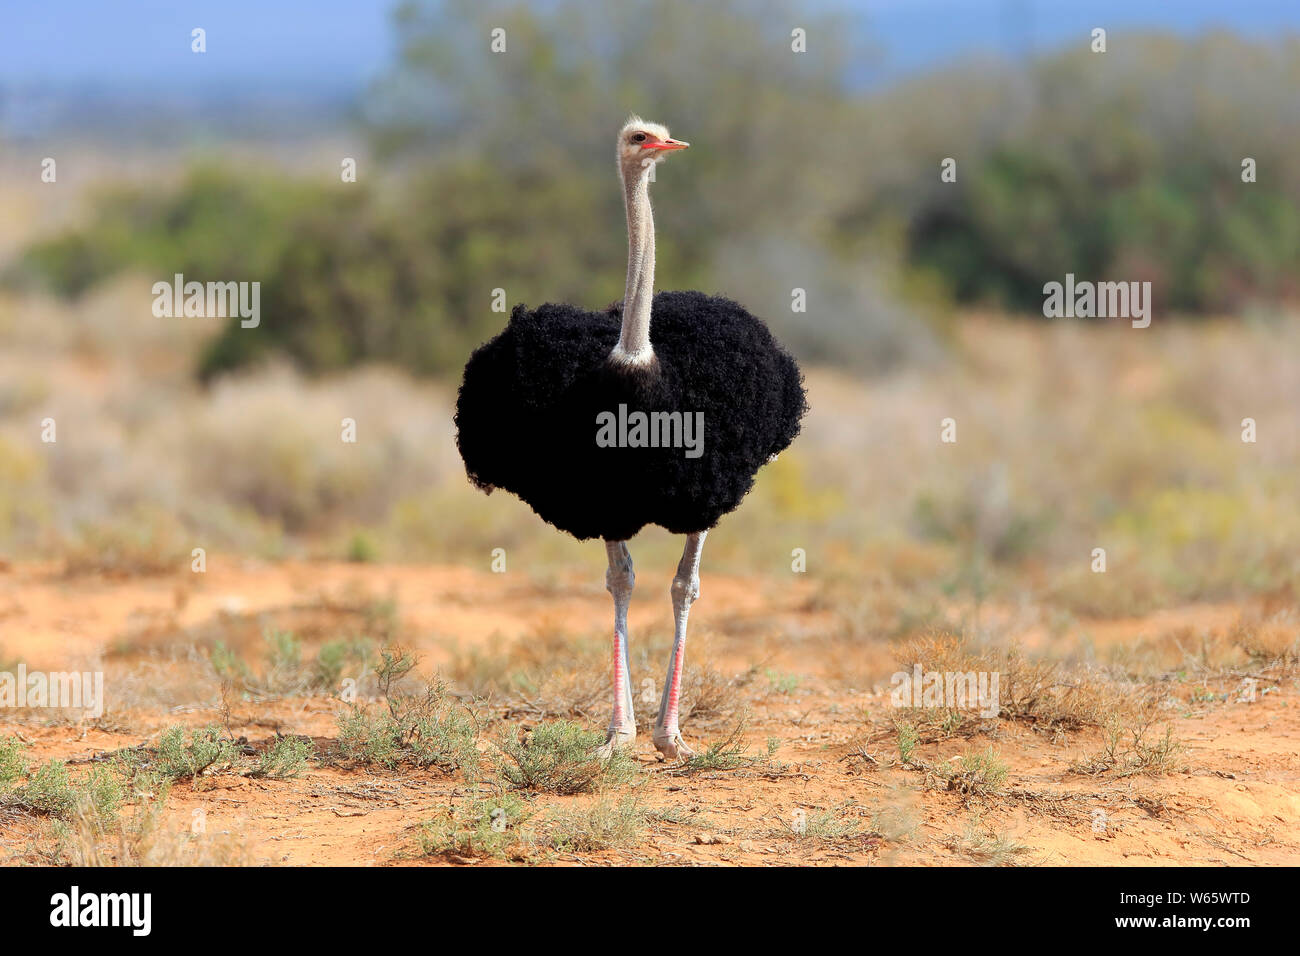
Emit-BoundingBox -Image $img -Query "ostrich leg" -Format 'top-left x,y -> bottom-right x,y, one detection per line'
596,540 -> 637,759
653,530 -> 707,760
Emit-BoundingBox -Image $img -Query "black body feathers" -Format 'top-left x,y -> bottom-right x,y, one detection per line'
454,290 -> 807,541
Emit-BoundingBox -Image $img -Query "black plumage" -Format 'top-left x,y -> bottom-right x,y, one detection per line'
455,289 -> 807,541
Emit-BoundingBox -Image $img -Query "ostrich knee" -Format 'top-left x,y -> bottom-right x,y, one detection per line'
605,543 -> 635,599
670,572 -> 699,615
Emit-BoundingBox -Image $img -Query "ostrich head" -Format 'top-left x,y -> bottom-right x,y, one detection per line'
611,115 -> 688,369
618,115 -> 689,180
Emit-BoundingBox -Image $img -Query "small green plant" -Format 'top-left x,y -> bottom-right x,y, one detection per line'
896,722 -> 919,764
73,767 -> 126,830
13,759 -> 76,816
314,637 -> 373,691
495,721 -> 635,795
250,735 -> 314,779
418,791 -> 535,859
0,737 -> 124,828
782,805 -> 862,841
212,632 -> 374,697
345,531 -> 379,563
940,747 -> 1009,796
946,820 -> 1031,866
677,724 -> 776,774
154,725 -> 238,781
262,629 -> 307,694
111,748 -> 172,802
209,641 -> 252,687
335,709 -> 399,767
0,735 -> 26,789
334,658 -> 479,776
765,670 -> 801,695
1071,713 -> 1185,777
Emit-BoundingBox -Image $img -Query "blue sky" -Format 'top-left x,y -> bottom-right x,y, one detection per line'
858,0 -> 1299,81
1,0 -> 1296,94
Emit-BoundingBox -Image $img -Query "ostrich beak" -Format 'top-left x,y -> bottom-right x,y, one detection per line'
646,138 -> 690,151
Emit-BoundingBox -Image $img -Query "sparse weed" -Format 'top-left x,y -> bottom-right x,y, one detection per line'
335,663 -> 480,776
209,630 -> 376,698
546,793 -> 647,852
937,747 -> 1010,796
945,820 -> 1030,866
314,637 -> 374,692
1231,612 -> 1300,668
417,791 -> 535,860
494,721 -> 635,795
153,724 -> 238,782
0,735 -> 26,789
779,804 -> 862,841
250,735 -> 314,779
0,736 -> 125,828
336,692 -> 479,776
676,723 -> 780,775
872,801 -> 921,844
765,670 -> 801,695
889,633 -> 1136,745
58,795 -> 251,867
1071,713 -> 1186,777
896,722 -> 919,764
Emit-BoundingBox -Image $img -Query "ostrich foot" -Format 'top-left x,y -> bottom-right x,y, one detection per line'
594,726 -> 636,762
652,729 -> 694,762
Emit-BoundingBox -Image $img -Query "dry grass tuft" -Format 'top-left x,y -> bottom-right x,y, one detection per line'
1069,710 -> 1187,778
887,632 -> 1150,746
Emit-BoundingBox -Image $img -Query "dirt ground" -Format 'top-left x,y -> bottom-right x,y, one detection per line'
1,559 -> 1296,866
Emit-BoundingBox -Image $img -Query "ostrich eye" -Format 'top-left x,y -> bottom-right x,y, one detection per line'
632,132 -> 646,143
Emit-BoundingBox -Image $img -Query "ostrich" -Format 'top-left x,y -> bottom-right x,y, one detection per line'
455,117 -> 806,759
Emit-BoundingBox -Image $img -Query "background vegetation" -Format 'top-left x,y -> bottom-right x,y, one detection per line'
0,0 -> 1297,620
13,3 -> 1300,379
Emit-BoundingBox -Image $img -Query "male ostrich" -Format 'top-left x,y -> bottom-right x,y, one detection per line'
455,117 -> 806,759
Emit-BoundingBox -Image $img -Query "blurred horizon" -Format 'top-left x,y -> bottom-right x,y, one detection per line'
4,0 -> 1300,140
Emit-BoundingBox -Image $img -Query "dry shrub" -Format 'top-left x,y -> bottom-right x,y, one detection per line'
890,632 -> 1146,741
1231,610 -> 1300,667
1069,708 -> 1187,778
62,506 -> 193,577
545,793 -> 647,852
58,798 -> 253,866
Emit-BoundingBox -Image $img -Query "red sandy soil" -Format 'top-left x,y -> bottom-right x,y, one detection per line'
0,560 -> 1296,866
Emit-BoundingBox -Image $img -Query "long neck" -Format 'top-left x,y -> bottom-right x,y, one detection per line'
613,163 -> 655,364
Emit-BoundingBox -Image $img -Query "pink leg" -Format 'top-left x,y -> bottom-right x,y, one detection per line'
596,540 -> 636,759
654,531 -> 706,760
